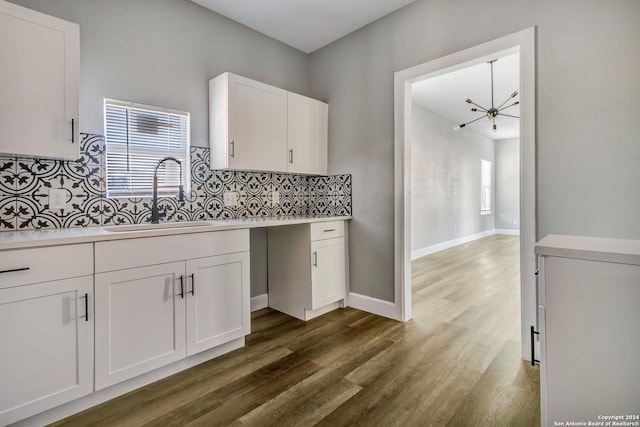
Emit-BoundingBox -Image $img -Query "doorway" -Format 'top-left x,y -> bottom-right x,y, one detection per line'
393,28 -> 537,361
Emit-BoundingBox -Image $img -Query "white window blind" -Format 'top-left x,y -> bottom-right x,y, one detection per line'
481,159 -> 492,215
104,99 -> 190,198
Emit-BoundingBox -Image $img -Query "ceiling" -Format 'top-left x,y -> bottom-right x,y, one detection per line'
412,53 -> 520,141
190,0 -> 415,53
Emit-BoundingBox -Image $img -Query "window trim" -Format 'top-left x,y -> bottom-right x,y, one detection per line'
480,158 -> 492,215
104,98 -> 191,199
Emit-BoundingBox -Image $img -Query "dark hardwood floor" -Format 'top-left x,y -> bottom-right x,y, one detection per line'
52,234 -> 539,426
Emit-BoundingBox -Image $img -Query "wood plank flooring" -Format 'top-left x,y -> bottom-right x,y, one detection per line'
52,234 -> 539,426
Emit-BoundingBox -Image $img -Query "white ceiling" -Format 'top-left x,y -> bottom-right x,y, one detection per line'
412,53 -> 520,141
190,0 -> 415,53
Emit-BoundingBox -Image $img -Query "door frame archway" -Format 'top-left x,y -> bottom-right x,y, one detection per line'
393,27 -> 537,360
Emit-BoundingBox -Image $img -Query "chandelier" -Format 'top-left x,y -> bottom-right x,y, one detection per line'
454,59 -> 519,132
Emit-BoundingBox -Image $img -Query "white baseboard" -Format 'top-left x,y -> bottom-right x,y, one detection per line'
251,293 -> 269,312
411,229 -> 496,259
495,228 -> 520,235
347,292 -> 396,320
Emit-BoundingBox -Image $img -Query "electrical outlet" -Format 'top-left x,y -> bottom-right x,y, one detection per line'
270,190 -> 280,206
513,219 -> 518,225
223,192 -> 238,207
49,188 -> 67,210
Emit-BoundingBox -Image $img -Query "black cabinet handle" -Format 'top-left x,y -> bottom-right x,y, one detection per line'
313,251 -> 318,267
530,325 -> 540,366
189,273 -> 195,296
178,275 -> 185,299
71,118 -> 75,144
83,293 -> 89,322
0,267 -> 30,274
323,229 -> 336,233
230,140 -> 235,158
289,149 -> 293,164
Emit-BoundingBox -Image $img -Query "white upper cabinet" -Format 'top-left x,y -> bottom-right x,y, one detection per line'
0,0 -> 80,160
210,73 -> 288,172
209,72 -> 328,175
287,93 -> 328,175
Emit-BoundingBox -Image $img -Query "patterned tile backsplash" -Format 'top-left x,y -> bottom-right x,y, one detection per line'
0,134 -> 352,231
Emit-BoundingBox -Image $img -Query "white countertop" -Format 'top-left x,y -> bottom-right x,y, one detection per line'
535,234 -> 640,266
0,216 -> 352,251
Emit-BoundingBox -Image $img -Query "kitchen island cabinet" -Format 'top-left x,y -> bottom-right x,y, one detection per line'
535,235 -> 640,426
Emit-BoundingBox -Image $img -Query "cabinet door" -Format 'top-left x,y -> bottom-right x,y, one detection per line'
228,74 -> 287,172
0,276 -> 93,426
287,93 -> 328,175
186,252 -> 250,356
310,237 -> 346,310
95,262 -> 186,390
0,1 -> 79,159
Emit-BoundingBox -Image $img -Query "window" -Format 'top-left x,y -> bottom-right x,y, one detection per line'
104,99 -> 190,198
481,159 -> 492,215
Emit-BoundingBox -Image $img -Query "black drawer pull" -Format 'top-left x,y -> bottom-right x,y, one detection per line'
71,118 -> 75,144
323,229 -> 336,233
189,273 -> 195,296
83,293 -> 89,322
0,267 -> 30,274
313,251 -> 318,267
178,275 -> 185,299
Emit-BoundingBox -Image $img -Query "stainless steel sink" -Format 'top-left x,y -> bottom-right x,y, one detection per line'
103,221 -> 214,232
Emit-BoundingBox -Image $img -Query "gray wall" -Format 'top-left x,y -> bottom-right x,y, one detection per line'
9,0 -> 310,147
310,0 -> 640,302
495,138 -> 520,231
411,105 -> 494,252
250,229 -> 268,297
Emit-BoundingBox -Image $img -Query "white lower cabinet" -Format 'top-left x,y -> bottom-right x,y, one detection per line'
0,243 -> 94,426
310,237 -> 346,310
268,220 -> 347,320
94,262 -> 186,390
0,276 -> 93,426
94,230 -> 250,390
186,253 -> 250,356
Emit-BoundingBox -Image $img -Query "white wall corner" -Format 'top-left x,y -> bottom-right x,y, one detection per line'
347,292 -> 397,320
250,293 -> 269,312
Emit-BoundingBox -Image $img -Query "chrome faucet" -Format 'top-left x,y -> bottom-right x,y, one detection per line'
151,157 -> 185,224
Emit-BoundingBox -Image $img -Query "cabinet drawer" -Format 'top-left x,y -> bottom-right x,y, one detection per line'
95,229 -> 250,273
0,244 -> 93,289
310,221 -> 344,241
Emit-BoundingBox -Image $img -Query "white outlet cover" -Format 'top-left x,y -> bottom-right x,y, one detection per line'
223,192 -> 238,207
49,188 -> 67,210
271,191 -> 280,205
